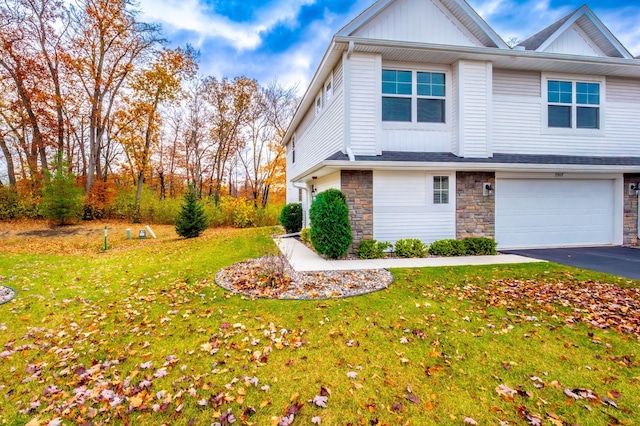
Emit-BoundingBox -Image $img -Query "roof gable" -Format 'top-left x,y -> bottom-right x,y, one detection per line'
518,5 -> 633,59
336,0 -> 508,49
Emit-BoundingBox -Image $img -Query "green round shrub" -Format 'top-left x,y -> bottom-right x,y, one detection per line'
428,239 -> 466,256
278,203 -> 303,233
309,189 -> 352,259
393,238 -> 428,258
357,239 -> 392,259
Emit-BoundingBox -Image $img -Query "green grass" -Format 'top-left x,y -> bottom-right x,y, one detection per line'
0,226 -> 638,425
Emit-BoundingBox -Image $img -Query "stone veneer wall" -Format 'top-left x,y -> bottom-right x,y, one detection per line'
624,174 -> 639,246
456,172 -> 495,239
341,170 -> 373,253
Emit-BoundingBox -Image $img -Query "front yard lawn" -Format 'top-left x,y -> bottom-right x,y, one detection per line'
0,223 -> 638,425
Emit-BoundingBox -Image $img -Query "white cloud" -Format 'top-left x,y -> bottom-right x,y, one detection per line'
473,0 -> 506,19
138,0 -> 315,51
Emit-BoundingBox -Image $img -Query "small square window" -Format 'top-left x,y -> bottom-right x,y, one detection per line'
576,82 -> 599,105
433,176 -> 449,204
548,80 -> 572,104
382,70 -> 412,95
417,72 -> 445,97
325,78 -> 333,103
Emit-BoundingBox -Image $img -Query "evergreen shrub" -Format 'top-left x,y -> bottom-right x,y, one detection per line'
309,189 -> 352,259
175,185 -> 209,238
463,237 -> 497,255
428,239 -> 466,257
41,163 -> 84,225
394,238 -> 428,258
278,203 -> 303,233
356,239 -> 392,259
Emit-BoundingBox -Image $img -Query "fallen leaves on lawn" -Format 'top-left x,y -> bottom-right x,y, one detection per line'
455,278 -> 640,338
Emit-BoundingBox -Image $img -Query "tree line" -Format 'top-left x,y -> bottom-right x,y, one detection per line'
0,0 -> 297,221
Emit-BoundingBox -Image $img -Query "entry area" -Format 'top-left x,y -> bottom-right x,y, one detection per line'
495,176 -> 621,249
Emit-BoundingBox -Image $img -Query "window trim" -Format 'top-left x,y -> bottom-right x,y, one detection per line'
432,175 -> 450,205
315,93 -> 322,115
427,173 -> 455,211
381,63 -> 451,131
324,72 -> 334,105
541,73 -> 605,136
291,134 -> 296,164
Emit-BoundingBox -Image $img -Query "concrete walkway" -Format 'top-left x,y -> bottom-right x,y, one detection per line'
276,237 -> 545,272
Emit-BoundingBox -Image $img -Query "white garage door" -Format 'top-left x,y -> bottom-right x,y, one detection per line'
495,179 -> 615,249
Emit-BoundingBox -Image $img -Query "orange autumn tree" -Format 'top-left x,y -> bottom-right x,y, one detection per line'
113,46 -> 197,222
68,0 -> 161,197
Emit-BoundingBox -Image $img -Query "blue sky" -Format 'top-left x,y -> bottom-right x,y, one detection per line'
142,0 -> 640,92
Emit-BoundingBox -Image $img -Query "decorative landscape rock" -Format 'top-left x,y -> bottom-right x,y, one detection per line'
0,285 -> 16,305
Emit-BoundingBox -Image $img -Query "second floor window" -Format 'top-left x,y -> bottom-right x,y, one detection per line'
548,80 -> 600,129
382,69 -> 446,123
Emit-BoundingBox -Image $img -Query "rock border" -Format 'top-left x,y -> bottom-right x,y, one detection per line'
215,257 -> 394,300
0,285 -> 16,305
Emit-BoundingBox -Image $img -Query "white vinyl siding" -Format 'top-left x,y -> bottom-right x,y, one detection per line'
287,87 -> 344,182
353,0 -> 481,47
495,177 -> 620,248
493,69 -> 540,97
350,53 -> 378,156
312,172 -> 341,196
373,171 -> 455,244
493,74 -> 640,157
606,77 -> 640,103
543,24 -> 605,57
456,60 -> 491,158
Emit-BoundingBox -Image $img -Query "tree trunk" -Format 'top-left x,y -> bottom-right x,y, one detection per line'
0,134 -> 17,186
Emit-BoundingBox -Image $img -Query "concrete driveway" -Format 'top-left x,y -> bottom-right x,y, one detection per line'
503,246 -> 640,280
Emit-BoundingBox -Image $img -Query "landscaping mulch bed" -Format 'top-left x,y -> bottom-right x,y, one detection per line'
215,256 -> 393,299
0,285 -> 16,305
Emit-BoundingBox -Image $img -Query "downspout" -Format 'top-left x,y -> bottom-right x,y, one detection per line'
292,181 -> 310,228
344,41 -> 356,162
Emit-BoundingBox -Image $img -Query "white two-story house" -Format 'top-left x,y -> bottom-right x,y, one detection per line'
283,0 -> 640,250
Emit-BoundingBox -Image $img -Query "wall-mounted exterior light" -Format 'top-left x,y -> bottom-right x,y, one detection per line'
482,182 -> 494,197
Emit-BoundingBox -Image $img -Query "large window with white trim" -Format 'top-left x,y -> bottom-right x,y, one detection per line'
382,69 -> 446,123
547,80 -> 600,129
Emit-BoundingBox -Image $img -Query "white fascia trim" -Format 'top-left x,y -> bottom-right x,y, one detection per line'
454,0 -> 509,49
290,160 -> 640,183
536,6 -> 633,59
335,0 -> 393,37
282,40 -> 344,146
335,36 -> 640,68
326,160 -> 640,173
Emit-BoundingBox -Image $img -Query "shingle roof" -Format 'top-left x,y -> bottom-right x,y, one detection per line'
517,8 -> 579,51
325,151 -> 640,166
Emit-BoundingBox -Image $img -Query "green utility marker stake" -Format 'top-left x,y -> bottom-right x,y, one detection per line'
104,226 -> 108,251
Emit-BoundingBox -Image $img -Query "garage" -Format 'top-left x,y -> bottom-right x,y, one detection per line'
495,177 -> 618,249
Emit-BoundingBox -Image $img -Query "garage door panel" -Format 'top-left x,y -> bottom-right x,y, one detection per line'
496,179 -> 614,249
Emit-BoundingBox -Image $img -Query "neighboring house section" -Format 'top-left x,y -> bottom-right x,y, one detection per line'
284,0 -> 640,251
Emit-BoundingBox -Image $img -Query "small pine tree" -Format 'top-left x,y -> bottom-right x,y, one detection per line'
41,162 -> 84,225
175,185 -> 209,238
